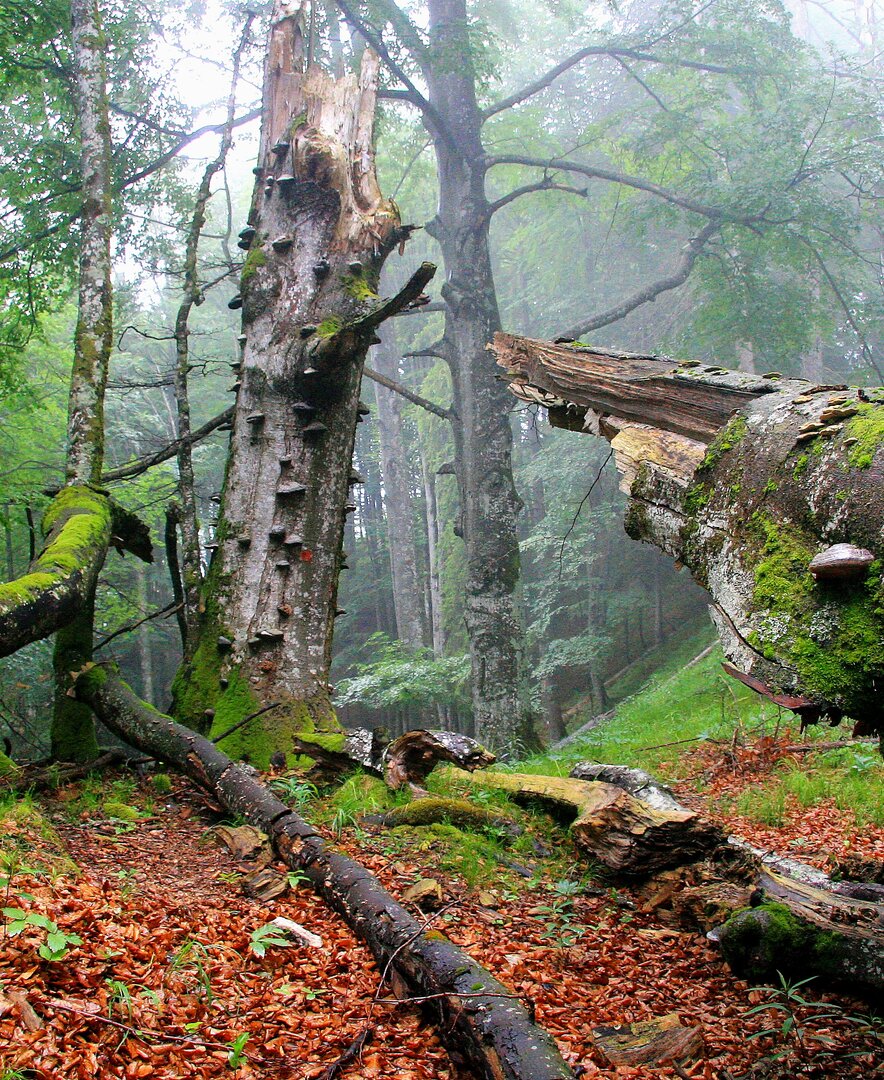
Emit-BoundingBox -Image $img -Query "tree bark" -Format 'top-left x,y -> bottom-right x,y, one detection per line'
171,4 -> 434,764
47,0 -> 117,761
76,666 -> 576,1080
493,334 -> 884,738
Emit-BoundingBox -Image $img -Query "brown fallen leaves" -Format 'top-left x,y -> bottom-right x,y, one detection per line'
1,745 -> 882,1080
0,782 -> 451,1080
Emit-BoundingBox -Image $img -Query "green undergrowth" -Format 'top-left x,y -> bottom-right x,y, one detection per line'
726,747 -> 884,827
55,773 -> 155,825
0,792 -> 75,877
517,629 -> 770,782
509,625 -> 884,828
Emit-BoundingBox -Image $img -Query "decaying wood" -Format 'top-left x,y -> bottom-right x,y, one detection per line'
368,796 -> 521,840
444,768 -> 723,874
384,729 -> 496,789
492,333 -> 884,738
710,866 -> 884,994
591,1013 -> 703,1068
76,667 -> 576,1080
569,763 -> 681,812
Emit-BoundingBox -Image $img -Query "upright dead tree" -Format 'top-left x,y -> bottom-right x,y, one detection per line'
172,2 -> 433,763
493,334 -> 884,739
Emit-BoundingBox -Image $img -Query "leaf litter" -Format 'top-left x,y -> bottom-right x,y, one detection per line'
1,744 -> 882,1080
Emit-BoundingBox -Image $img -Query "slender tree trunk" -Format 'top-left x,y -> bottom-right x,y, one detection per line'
51,0 -> 114,762
3,506 -> 13,581
425,0 -> 530,753
172,5 -> 431,764
173,21 -> 252,662
373,335 -> 428,648
420,447 -> 445,655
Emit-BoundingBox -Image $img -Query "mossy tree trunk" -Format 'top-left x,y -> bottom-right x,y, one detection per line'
493,334 -> 884,739
172,4 -> 433,765
51,0 -> 115,762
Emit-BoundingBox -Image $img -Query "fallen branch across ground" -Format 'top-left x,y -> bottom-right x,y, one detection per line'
75,665 -> 576,1080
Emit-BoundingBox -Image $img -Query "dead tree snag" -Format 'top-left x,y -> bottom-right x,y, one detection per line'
172,3 -> 434,764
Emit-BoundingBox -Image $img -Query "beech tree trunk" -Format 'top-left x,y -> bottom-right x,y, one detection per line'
423,0 -> 531,753
372,335 -> 428,649
77,667 -> 576,1080
171,4 -> 433,765
493,334 -> 884,739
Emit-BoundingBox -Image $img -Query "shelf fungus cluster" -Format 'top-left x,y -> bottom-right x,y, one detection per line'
170,4 -> 434,762
492,333 -> 884,741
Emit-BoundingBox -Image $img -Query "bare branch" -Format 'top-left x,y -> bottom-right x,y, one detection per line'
483,45 -> 738,121
485,179 -> 588,220
94,601 -> 181,652
101,407 -> 234,484
559,221 -> 719,341
363,366 -> 453,422
485,154 -> 727,220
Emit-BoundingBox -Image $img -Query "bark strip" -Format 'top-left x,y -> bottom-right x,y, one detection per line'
76,667 -> 576,1080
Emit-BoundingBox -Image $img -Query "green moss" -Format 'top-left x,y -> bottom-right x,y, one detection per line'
340,273 -> 379,303
719,902 -> 848,984
287,112 -> 307,137
1,487 -> 113,620
383,796 -> 514,834
845,402 -> 884,469
152,773 -> 173,794
316,316 -> 343,338
424,930 -> 450,942
102,800 -> 143,822
792,454 -> 809,478
241,246 -> 267,285
697,415 -> 748,474
748,515 -> 884,717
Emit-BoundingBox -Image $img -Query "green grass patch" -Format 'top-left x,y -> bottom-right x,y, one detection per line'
518,629 -> 771,782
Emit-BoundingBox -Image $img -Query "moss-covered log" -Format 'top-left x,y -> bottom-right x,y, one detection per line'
75,666 -> 576,1080
713,867 -> 884,995
371,795 -> 521,839
445,768 -> 722,873
493,334 -> 884,738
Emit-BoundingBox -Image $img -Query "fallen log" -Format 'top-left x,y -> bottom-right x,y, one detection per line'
444,767 -> 723,874
368,795 -> 522,840
75,666 -> 576,1080
492,334 -> 884,739
710,866 -> 884,994
383,729 -> 496,789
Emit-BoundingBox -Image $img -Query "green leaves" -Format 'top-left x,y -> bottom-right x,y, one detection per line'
248,922 -> 295,959
2,905 -> 82,960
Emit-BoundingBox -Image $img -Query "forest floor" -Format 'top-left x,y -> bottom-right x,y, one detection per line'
1,654 -> 883,1079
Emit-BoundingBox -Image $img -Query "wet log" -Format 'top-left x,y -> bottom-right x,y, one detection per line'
368,795 -> 522,840
445,768 -> 723,874
75,666 -> 576,1080
384,729 -> 496,789
492,333 -> 884,739
711,867 -> 884,995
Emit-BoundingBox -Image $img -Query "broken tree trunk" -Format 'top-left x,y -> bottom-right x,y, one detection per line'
445,767 -> 722,874
75,666 -> 575,1080
492,334 -> 884,738
171,3 -> 434,764
384,729 -> 496,790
